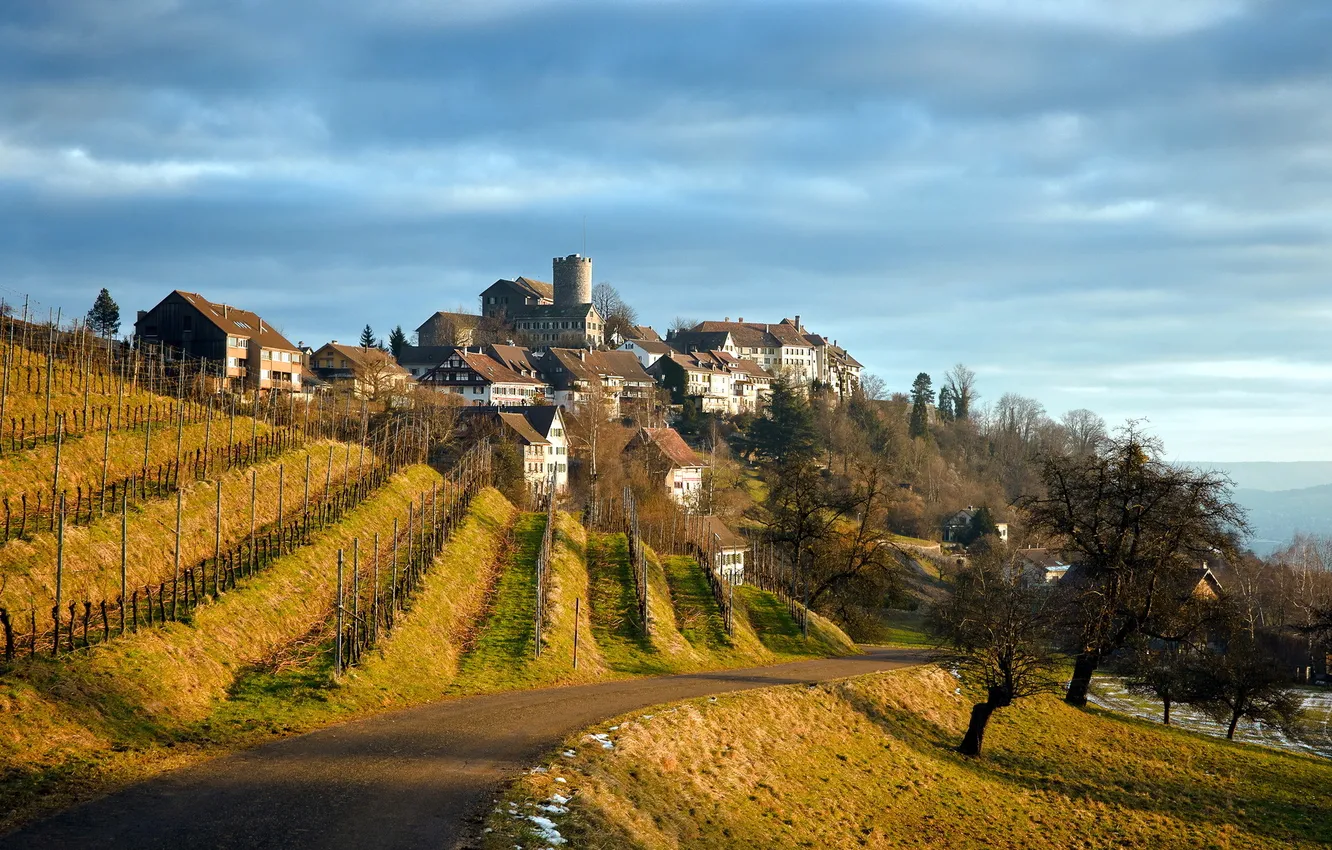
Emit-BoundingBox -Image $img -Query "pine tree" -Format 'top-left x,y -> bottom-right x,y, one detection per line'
909,372 -> 933,438
388,325 -> 408,358
359,324 -> 377,350
87,288 -> 121,338
744,377 -> 819,469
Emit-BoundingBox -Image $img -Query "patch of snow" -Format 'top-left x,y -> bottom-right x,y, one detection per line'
527,815 -> 567,845
530,766 -> 548,774
561,749 -> 576,758
641,714 -> 655,720
586,733 -> 614,750
608,725 -> 620,731
550,793 -> 570,805
554,777 -> 567,784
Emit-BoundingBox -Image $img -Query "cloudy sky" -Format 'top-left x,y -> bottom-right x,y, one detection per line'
2,0 -> 1329,460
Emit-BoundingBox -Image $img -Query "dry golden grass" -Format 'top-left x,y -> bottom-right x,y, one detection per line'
0,441 -> 365,613
0,347 -> 167,423
489,666 -> 1332,850
0,412 -> 271,501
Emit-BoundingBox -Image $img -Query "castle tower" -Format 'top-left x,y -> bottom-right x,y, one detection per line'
552,254 -> 593,306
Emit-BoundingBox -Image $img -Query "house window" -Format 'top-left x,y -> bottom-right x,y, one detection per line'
183,315 -> 193,331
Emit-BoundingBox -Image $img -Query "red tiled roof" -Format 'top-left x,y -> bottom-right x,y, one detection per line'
173,290 -> 299,352
636,427 -> 702,468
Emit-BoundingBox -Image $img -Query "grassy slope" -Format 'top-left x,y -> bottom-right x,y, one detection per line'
0,494 -> 856,834
0,349 -> 165,423
0,465 -> 447,828
0,412 -> 270,500
0,440 -> 362,611
487,666 -> 1332,850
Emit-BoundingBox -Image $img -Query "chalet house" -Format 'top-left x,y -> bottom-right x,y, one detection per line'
419,347 -> 547,406
134,290 -> 302,393
463,405 -> 569,495
1017,548 -> 1072,583
531,348 -> 655,416
618,337 -> 674,370
942,507 -> 1009,544
415,311 -> 481,347
624,427 -> 705,506
695,515 -> 747,584
480,277 -> 553,319
309,342 -> 412,399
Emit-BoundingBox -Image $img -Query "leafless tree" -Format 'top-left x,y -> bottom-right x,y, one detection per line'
943,363 -> 978,420
592,282 -> 639,343
1061,408 -> 1107,456
668,316 -> 699,334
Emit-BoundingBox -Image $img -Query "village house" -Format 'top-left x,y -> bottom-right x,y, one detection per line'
942,507 -> 1009,545
414,311 -> 481,347
309,342 -> 412,400
134,290 -> 303,393
395,344 -> 458,379
419,347 -> 547,406
695,515 -> 747,584
478,256 -> 605,349
462,405 -> 570,495
617,337 -> 674,370
1016,548 -> 1073,583
530,348 -> 655,416
479,276 -> 554,319
650,349 -> 774,415
624,426 -> 705,506
805,333 -> 864,399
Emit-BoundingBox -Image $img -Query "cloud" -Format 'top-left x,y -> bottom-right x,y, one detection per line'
1,0 -> 1331,459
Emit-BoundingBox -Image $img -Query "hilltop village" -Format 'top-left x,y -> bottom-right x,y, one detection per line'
132,253 -> 862,503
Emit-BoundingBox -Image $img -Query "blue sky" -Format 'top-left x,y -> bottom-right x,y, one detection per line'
2,0 -> 1330,460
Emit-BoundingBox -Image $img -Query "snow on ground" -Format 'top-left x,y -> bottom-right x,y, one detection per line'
1089,676 -> 1332,759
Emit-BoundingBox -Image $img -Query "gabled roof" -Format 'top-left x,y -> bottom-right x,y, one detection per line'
396,344 -> 458,366
691,319 -> 811,349
313,342 -> 409,376
667,330 -> 734,354
513,277 -> 555,300
625,338 -> 673,355
486,344 -> 542,377
426,349 -> 544,386
483,277 -> 554,301
541,348 -> 654,384
512,303 -> 601,321
1017,548 -> 1070,570
415,311 -> 481,335
629,427 -> 702,469
170,290 -> 299,351
631,325 -> 662,342
496,411 -> 550,446
700,515 -> 747,549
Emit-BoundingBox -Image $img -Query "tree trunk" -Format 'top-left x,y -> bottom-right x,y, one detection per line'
959,701 -> 997,756
959,687 -> 1012,757
1065,651 -> 1100,706
1227,710 -> 1241,740
1162,696 -> 1171,726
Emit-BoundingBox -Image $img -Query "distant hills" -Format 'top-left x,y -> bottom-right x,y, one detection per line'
1183,462 -> 1332,557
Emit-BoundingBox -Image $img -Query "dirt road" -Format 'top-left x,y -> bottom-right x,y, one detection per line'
4,647 -> 925,849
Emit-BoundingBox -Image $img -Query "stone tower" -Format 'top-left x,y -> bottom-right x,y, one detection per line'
552,254 -> 592,306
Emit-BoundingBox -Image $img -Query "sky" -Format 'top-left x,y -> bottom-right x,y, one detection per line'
2,0 -> 1330,461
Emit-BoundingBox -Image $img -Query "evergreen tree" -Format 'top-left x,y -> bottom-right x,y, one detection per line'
744,377 -> 819,469
938,386 -> 957,423
87,288 -> 121,338
966,506 -> 998,544
908,372 -> 933,438
388,325 -> 408,358
359,324 -> 377,350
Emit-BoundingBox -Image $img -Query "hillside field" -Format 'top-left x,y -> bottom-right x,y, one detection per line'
485,666 -> 1332,849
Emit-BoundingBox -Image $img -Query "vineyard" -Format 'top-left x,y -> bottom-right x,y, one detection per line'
0,304 -> 855,835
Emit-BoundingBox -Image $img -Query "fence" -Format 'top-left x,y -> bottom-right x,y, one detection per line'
532,480 -> 557,659
621,486 -> 652,638
745,536 -> 808,636
0,405 -> 446,666
332,441 -> 493,674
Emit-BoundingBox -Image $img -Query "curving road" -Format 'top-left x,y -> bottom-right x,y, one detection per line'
4,647 -> 926,850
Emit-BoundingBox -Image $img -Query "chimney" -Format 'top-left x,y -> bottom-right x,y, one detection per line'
724,316 -> 730,322
738,316 -> 743,322
331,339 -> 337,344
795,315 -> 801,330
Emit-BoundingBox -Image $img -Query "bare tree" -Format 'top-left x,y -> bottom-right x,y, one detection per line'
1061,408 -> 1107,456
1023,422 -> 1248,705
858,373 -> 886,401
592,282 -> 639,343
943,364 -> 978,421
929,552 -> 1060,756
668,316 -> 699,334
